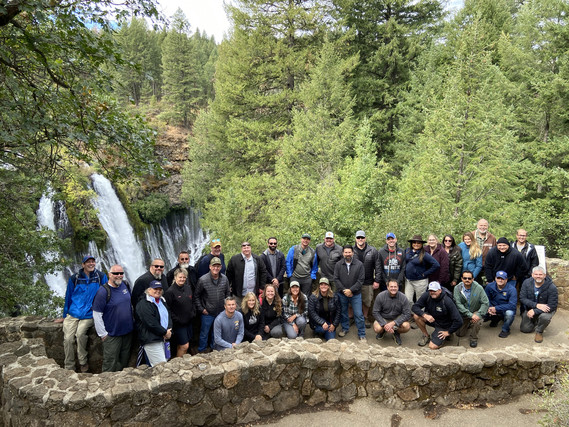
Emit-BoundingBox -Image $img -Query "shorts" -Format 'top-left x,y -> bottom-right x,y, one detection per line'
173,324 -> 193,346
361,284 -> 374,307
425,320 -> 446,347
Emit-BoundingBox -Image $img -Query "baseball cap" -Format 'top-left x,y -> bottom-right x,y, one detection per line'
210,239 -> 221,248
386,232 -> 396,239
210,257 -> 222,266
301,233 -> 311,239
149,280 -> 163,289
82,255 -> 95,263
319,277 -> 330,285
325,232 -> 334,239
495,271 -> 508,280
355,230 -> 366,238
290,281 -> 300,287
428,281 -> 441,291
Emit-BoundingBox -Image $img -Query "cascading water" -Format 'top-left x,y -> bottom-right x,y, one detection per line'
90,173 -> 147,282
36,190 -> 68,296
37,174 -> 208,294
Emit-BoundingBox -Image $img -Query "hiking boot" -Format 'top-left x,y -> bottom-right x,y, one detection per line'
375,331 -> 384,340
418,335 -> 430,347
470,340 -> 478,348
393,331 -> 402,346
338,330 -> 346,337
535,332 -> 543,343
498,330 -> 509,338
358,336 -> 367,341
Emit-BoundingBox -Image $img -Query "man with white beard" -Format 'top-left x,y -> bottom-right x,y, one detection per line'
131,259 -> 169,306
166,251 -> 197,290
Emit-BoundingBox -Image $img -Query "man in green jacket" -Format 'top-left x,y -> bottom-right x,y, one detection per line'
453,270 -> 489,348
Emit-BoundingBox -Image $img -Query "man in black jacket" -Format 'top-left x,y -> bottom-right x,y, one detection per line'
412,281 -> 463,350
484,237 -> 528,288
131,259 -> 168,307
335,245 -> 366,340
226,241 -> 267,306
353,230 -> 380,328
520,266 -> 558,343
260,237 -> 286,297
166,251 -> 197,291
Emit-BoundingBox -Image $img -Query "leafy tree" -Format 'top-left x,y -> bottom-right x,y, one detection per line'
0,0 -> 162,315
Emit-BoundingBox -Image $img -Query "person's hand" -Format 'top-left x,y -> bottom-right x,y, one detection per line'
329,324 -> 335,332
264,325 -> 270,333
527,309 -> 535,319
101,335 -> 108,342
471,314 -> 481,323
254,335 -> 262,341
451,280 -> 457,287
373,282 -> 380,290
54,318 -> 64,323
384,321 -> 395,333
438,330 -> 449,340
272,279 -> 279,286
423,313 -> 434,323
202,309 -> 208,315
287,315 -> 296,323
164,329 -> 172,340
322,322 -> 329,331
343,289 -> 353,297
488,307 -> 496,316
536,303 -> 550,312
293,323 -> 299,334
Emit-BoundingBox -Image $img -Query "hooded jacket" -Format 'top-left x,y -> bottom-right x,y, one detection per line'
411,288 -> 463,333
377,244 -> 405,288
484,246 -> 528,282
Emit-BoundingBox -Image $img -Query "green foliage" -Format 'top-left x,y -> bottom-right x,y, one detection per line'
537,367 -> 569,426
134,193 -> 172,224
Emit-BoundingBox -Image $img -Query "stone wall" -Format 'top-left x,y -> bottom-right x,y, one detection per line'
1,317 -> 568,426
546,258 -> 569,309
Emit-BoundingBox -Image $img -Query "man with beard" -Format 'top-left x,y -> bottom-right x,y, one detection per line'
226,241 -> 267,306
315,232 -> 343,290
472,218 -> 497,266
520,266 -> 558,343
166,251 -> 197,290
131,259 -> 168,306
372,279 -> 411,345
335,245 -> 366,340
353,230 -> 380,328
484,237 -> 528,289
55,255 -> 108,372
260,237 -> 286,297
92,264 -> 133,372
197,239 -> 226,278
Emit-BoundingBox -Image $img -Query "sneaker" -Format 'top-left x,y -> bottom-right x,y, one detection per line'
80,364 -> 89,373
393,331 -> 402,346
376,331 -> 384,340
338,330 -> 346,337
359,336 -> 366,341
410,322 -> 418,330
489,319 -> 499,328
535,332 -> 543,343
418,335 -> 430,347
470,340 -> 478,348
498,330 -> 509,338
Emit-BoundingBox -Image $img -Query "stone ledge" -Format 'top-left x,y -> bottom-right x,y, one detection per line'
0,317 -> 568,425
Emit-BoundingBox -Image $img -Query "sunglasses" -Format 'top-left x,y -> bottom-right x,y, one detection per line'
356,236 -> 365,239
462,277 -> 473,281
152,265 -> 165,269
110,272 -> 124,276
179,257 -> 190,261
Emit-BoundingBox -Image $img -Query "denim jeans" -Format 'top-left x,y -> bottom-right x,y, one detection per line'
338,292 -> 365,337
283,315 -> 307,338
314,324 -> 336,341
198,314 -> 215,352
486,309 -> 515,333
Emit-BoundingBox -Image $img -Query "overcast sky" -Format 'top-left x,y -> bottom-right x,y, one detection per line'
156,0 -> 464,44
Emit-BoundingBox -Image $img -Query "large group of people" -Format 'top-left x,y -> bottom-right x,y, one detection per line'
56,219 -> 559,372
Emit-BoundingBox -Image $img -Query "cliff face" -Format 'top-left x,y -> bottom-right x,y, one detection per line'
149,125 -> 190,206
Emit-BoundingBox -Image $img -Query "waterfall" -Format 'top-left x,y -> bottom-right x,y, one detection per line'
36,191 -> 68,296
37,174 -> 208,294
90,173 -> 147,283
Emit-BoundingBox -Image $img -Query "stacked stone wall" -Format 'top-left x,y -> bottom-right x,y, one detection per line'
546,258 -> 569,309
0,317 -> 568,426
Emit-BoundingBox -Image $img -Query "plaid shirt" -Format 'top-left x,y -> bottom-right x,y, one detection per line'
282,293 -> 308,320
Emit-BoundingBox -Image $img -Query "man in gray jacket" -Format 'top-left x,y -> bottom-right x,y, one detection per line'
315,231 -> 343,291
372,279 -> 411,345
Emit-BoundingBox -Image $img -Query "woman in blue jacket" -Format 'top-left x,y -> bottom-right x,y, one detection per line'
458,232 -> 483,279
404,235 -> 440,304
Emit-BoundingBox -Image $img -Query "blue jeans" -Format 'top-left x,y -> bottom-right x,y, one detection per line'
338,292 -> 365,337
314,324 -> 335,341
486,310 -> 515,333
198,314 -> 215,352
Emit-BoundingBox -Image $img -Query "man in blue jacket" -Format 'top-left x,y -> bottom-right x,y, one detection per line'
520,266 -> 558,343
485,270 -> 517,338
56,255 -> 108,372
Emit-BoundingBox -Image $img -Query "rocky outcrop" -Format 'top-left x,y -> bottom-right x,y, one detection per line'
547,258 -> 569,309
0,317 -> 568,426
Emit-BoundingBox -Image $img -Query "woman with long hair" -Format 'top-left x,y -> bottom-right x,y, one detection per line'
259,283 -> 284,339
281,281 -> 308,338
459,232 -> 483,279
240,292 -> 263,342
442,234 -> 463,289
308,278 -> 340,341
404,235 -> 440,304
424,234 -> 450,285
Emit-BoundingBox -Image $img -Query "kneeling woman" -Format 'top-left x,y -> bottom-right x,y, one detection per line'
241,292 -> 263,342
259,284 -> 284,339
308,278 -> 340,341
164,268 -> 195,357
136,280 -> 172,367
281,281 -> 308,338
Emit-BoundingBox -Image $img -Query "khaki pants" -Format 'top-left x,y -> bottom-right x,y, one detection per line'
63,316 -> 93,370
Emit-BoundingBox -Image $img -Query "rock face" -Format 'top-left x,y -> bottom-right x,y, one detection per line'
148,126 -> 190,206
547,258 -> 569,309
1,318 -> 569,426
